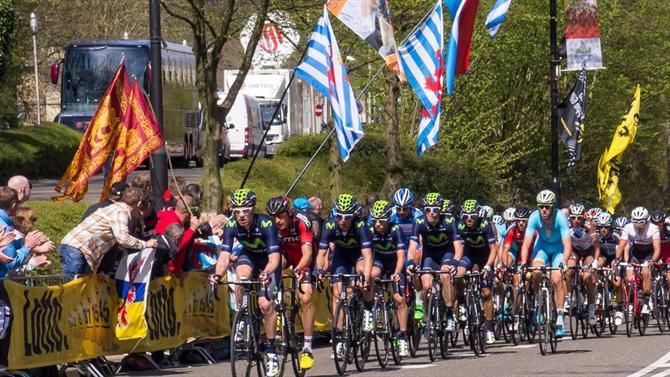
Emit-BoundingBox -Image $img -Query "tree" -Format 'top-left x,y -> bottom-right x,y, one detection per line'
161,0 -> 270,210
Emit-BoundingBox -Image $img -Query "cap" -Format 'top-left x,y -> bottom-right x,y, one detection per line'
110,181 -> 129,197
293,197 -> 312,210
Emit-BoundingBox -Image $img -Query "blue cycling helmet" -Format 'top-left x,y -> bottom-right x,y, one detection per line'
392,188 -> 414,207
293,197 -> 312,210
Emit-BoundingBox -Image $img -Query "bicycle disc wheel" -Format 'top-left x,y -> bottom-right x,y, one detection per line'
568,287 -> 580,340
332,300 -> 350,375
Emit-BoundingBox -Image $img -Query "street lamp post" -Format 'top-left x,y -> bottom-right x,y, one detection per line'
149,0 -> 167,209
30,12 -> 40,126
549,0 -> 561,203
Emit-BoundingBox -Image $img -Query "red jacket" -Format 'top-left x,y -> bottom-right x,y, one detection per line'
154,209 -> 194,274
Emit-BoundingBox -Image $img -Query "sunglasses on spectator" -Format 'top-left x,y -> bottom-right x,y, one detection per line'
335,213 -> 354,220
424,206 -> 441,214
232,207 -> 252,215
538,205 -> 553,210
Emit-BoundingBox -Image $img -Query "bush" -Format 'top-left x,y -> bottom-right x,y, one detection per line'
276,133 -> 329,158
0,122 -> 82,182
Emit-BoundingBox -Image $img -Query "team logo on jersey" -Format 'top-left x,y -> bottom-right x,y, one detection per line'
416,219 -> 425,224
240,238 -> 266,250
226,220 -> 237,227
374,241 -> 395,252
261,220 -> 272,228
335,238 -> 359,248
295,212 -> 312,228
326,222 -> 336,230
426,233 -> 448,244
391,224 -> 399,232
465,235 -> 486,246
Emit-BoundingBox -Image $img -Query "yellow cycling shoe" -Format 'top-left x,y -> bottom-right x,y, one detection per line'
299,351 -> 315,370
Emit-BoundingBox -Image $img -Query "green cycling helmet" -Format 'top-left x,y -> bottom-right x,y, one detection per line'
423,192 -> 444,207
441,199 -> 456,215
461,199 -> 480,215
230,188 -> 257,208
371,200 -> 393,220
334,193 -> 359,215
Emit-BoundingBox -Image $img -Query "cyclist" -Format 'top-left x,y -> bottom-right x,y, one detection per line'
614,216 -> 629,238
266,196 -> 316,370
209,189 -> 282,377
314,194 -> 373,357
519,189 -> 572,338
503,207 -> 517,228
567,203 -> 601,326
456,199 -> 498,344
390,188 -> 425,320
596,212 -> 625,325
368,200 -> 410,357
441,199 -> 457,219
620,207 -> 661,315
652,211 -> 670,298
407,193 -> 463,333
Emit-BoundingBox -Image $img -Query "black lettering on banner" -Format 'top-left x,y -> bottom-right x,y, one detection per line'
148,285 -> 180,340
22,290 -> 69,356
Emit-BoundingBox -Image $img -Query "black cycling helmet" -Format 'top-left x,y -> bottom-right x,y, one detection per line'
266,196 -> 290,215
651,210 -> 666,224
514,207 -> 531,220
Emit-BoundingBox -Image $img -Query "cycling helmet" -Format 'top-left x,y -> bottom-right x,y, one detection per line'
492,215 -> 504,225
371,200 -> 393,220
503,207 -> 516,222
536,190 -> 556,206
569,203 -> 585,217
441,199 -> 456,215
631,207 -> 649,222
423,192 -> 444,207
650,210 -> 666,223
614,216 -> 629,229
461,199 -> 480,216
334,193 -> 359,215
230,189 -> 257,208
393,188 -> 414,207
586,207 -> 603,220
266,196 -> 290,215
514,207 -> 531,220
596,212 -> 613,227
479,205 -> 494,220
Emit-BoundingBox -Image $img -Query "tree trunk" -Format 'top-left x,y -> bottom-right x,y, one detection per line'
328,121 -> 342,203
381,71 -> 403,197
200,65 -> 223,211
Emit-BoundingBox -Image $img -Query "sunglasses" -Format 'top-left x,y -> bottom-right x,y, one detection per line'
424,206 -> 441,214
516,219 -> 528,224
538,205 -> 553,210
396,206 -> 410,212
335,213 -> 354,220
632,219 -> 647,225
232,207 -> 252,215
569,215 -> 583,219
461,214 -> 478,221
374,218 -> 389,224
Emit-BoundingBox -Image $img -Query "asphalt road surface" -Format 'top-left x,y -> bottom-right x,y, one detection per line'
30,168 -> 203,203
118,325 -> 670,377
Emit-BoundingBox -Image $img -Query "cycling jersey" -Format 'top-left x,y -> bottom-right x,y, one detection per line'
391,207 -> 424,247
278,212 -> 314,278
526,209 -> 570,267
658,224 -> 670,263
411,216 -> 460,270
319,218 -> 372,282
599,233 -> 619,263
495,222 -> 507,244
457,220 -> 496,286
621,222 -> 660,260
504,224 -> 537,264
570,226 -> 596,260
369,223 -> 406,293
222,214 -> 281,296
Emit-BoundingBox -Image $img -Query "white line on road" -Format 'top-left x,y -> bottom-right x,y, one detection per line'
509,344 -> 536,349
401,364 -> 435,369
629,352 -> 670,377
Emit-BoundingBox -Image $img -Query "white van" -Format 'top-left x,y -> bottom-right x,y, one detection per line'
219,93 -> 266,159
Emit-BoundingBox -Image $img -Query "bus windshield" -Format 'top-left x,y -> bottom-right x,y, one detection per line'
62,45 -> 149,113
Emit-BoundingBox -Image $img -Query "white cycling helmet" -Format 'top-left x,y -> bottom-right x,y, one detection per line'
479,205 -> 494,220
503,207 -> 516,222
596,212 -> 613,227
492,215 -> 504,225
614,216 -> 629,229
536,190 -> 556,206
569,203 -> 585,217
631,207 -> 650,222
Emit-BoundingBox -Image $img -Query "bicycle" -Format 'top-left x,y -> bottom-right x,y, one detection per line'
417,269 -> 452,361
279,274 -> 307,377
526,266 -> 561,356
513,267 -> 536,344
405,285 -> 422,358
620,262 -> 650,337
371,278 -> 402,367
455,271 -> 487,356
592,266 -> 613,337
493,265 -> 517,345
651,263 -> 670,333
566,265 -> 590,340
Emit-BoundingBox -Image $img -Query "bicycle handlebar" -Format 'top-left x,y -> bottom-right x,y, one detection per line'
218,279 -> 271,300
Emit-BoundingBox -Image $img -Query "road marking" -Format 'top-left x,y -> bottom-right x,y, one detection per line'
401,364 -> 435,369
509,344 -> 535,349
629,352 -> 670,377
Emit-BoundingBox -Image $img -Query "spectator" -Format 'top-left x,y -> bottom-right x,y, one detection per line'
0,228 -> 15,257
60,188 -> 158,282
307,196 -> 325,241
9,207 -> 51,276
7,175 -> 31,204
0,187 -> 53,278
189,211 -> 226,271
13,207 -> 36,233
184,183 -> 203,208
153,224 -> 185,279
363,192 -> 379,220
81,181 -> 128,221
308,196 -> 324,218
131,174 -> 151,192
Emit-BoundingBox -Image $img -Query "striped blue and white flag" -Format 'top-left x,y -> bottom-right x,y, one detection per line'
397,1 -> 444,156
295,5 -> 363,162
485,0 -> 512,38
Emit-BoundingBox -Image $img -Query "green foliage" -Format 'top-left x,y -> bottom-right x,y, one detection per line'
0,122 -> 82,182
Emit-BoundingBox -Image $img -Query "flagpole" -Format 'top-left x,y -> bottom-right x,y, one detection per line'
149,0 -> 168,209
549,0 -> 562,203
283,5 -> 437,197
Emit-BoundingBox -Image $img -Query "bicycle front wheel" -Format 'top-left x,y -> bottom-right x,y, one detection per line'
568,287 -> 580,340
373,301 -> 390,368
425,292 -> 440,362
536,292 -> 549,356
231,310 -> 255,377
332,300 -> 351,375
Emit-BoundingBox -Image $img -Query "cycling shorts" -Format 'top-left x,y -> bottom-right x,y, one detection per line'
570,246 -> 595,262
461,248 -> 493,288
532,241 -> 565,268
235,251 -> 282,298
373,256 -> 406,294
283,250 -> 313,284
330,250 -> 363,283
421,250 -> 459,271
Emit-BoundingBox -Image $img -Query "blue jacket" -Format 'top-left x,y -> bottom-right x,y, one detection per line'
0,209 -> 32,278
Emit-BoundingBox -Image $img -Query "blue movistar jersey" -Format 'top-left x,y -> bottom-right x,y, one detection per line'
410,216 -> 460,255
526,209 -> 570,246
391,207 -> 424,247
222,214 -> 280,255
368,223 -> 406,257
319,218 -> 372,253
456,219 -> 497,251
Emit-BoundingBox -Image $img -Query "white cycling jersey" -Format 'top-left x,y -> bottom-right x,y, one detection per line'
620,223 -> 659,254
570,226 -> 594,251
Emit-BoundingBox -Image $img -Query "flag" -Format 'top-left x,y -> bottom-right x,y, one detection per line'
558,69 -> 587,172
485,0 -> 512,38
398,0 -> 444,156
115,248 -> 155,340
54,64 -> 132,201
445,0 -> 479,96
597,85 -> 641,214
564,0 -> 604,71
101,80 -> 164,201
327,0 -> 402,78
295,5 -> 363,162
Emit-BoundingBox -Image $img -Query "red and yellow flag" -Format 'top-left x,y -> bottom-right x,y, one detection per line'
101,81 -> 164,201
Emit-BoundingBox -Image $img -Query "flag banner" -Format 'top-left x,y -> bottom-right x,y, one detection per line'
445,0 -> 480,96
597,85 -> 640,214
558,69 -> 587,172
398,0 -> 445,156
485,0 -> 512,38
115,248 -> 155,340
54,64 -> 131,201
327,0 -> 402,77
564,0 -> 604,71
101,81 -> 164,201
296,5 -> 364,161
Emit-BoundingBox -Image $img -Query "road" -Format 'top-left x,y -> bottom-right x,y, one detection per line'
119,325 -> 670,377
29,168 -> 203,203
